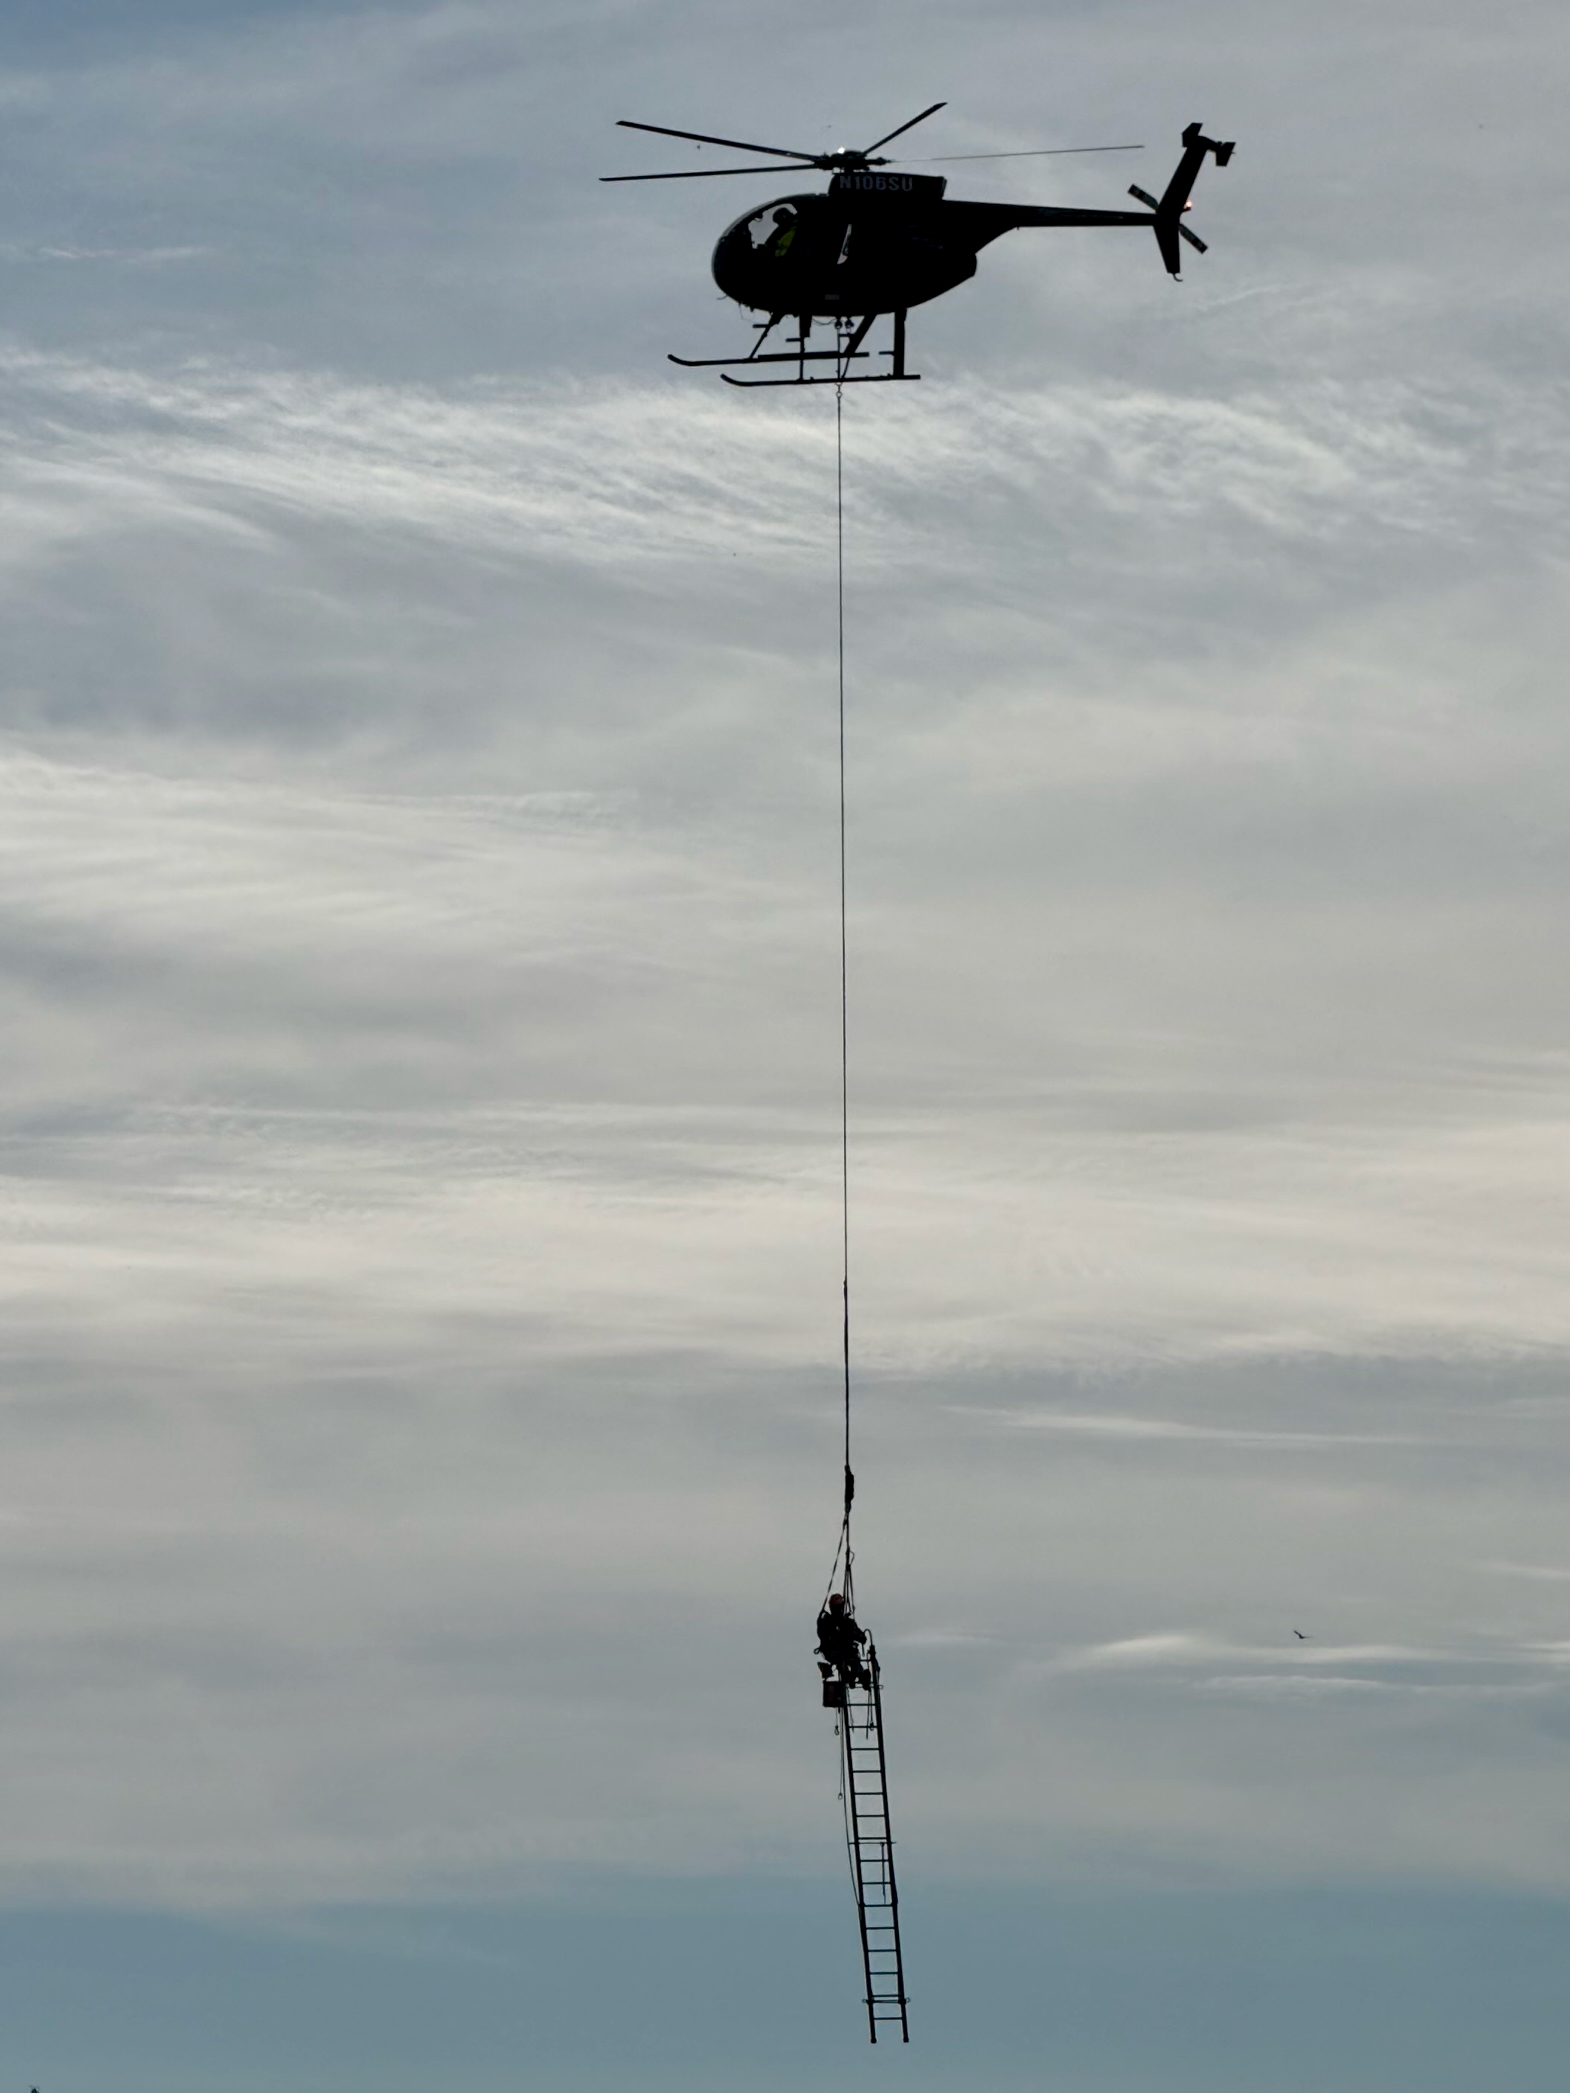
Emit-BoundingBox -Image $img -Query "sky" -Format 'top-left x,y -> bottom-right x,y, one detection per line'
3,0 -> 1570,2085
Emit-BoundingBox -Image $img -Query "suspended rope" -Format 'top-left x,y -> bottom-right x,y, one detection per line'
820,364 -> 855,1611
834,369 -> 854,1602
815,363 -> 910,2047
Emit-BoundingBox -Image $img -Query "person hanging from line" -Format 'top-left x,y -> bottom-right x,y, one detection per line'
816,1590 -> 870,1690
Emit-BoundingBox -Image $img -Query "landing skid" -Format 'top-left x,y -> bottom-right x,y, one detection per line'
668,311 -> 919,388
669,349 -> 870,369
723,365 -> 919,389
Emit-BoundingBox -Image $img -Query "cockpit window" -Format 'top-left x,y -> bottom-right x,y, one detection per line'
747,204 -> 798,256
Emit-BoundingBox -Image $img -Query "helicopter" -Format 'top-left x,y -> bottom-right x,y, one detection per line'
603,104 -> 1234,386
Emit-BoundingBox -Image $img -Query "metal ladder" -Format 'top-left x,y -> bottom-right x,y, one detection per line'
837,1644 -> 910,2042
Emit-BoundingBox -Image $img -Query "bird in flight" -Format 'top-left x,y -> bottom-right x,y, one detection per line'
1292,1630 -> 1311,1641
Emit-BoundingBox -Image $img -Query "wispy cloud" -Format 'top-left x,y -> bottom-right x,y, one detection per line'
960,1406 -> 1414,1448
1,351 -> 1563,584
0,244 -> 210,265
1059,1633 -> 1442,1671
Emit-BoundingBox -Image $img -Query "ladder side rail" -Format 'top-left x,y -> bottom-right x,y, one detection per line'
839,1691 -> 884,2044
866,1650 -> 910,2040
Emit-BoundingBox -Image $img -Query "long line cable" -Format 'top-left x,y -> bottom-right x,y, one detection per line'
832,385 -> 862,1848
831,372 -> 855,1604
837,375 -> 850,1485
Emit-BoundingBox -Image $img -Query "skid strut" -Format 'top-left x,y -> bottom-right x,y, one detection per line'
833,1645 -> 910,2042
669,310 -> 919,387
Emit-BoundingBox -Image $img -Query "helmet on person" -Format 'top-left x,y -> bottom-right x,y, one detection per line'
827,1592 -> 847,1610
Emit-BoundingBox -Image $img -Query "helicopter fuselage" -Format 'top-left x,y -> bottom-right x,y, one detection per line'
712,174 -> 978,320
711,171 -> 1158,323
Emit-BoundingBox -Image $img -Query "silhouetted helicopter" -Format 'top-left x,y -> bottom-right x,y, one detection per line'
604,104 -> 1234,386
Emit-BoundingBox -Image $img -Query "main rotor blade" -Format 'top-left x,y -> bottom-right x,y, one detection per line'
616,119 -> 824,163
914,143 -> 1143,162
602,163 -> 818,181
861,100 -> 947,154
